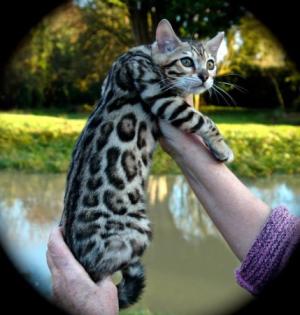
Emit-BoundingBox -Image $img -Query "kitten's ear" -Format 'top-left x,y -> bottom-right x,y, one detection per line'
156,19 -> 182,53
205,32 -> 225,57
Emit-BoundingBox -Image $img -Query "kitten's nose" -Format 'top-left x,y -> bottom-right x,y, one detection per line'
198,70 -> 209,83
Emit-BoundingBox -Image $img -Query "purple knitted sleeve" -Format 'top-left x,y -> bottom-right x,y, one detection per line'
235,205 -> 300,295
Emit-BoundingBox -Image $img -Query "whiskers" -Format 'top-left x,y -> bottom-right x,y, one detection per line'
160,81 -> 179,93
217,81 -> 247,93
156,77 -> 178,93
211,84 -> 237,106
209,74 -> 247,106
157,73 -> 247,107
159,76 -> 200,93
217,72 -> 245,79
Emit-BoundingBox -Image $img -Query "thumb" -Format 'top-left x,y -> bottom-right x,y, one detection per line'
158,119 -> 178,139
47,227 -> 81,273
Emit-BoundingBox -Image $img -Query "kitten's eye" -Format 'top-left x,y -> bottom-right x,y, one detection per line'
207,59 -> 215,70
180,57 -> 194,68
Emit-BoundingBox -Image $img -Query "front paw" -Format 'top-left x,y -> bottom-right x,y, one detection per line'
209,141 -> 234,163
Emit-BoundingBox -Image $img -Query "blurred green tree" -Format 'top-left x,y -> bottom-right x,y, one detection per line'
2,1 -> 133,109
1,0 -> 300,112
123,0 -> 245,43
217,13 -> 300,112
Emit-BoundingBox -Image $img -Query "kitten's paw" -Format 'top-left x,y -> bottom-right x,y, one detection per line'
209,142 -> 234,163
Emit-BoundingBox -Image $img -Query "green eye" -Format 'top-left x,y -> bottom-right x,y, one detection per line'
180,57 -> 194,67
207,59 -> 215,70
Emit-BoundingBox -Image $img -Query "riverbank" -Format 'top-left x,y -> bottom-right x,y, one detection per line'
0,111 -> 299,178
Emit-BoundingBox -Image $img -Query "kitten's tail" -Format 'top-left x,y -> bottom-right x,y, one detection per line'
117,261 -> 145,308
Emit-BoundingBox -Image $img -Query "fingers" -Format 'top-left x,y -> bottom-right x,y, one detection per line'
47,227 -> 84,274
159,120 -> 201,150
96,276 -> 117,291
46,249 -> 55,273
185,94 -> 194,106
160,119 -> 206,144
46,228 -> 119,315
158,119 -> 178,138
158,120 -> 187,157
96,277 -> 119,313
47,227 -> 70,269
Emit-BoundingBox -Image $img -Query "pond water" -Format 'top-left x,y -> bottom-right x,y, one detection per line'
0,171 -> 299,315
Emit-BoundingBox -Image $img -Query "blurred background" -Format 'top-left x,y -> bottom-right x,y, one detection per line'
0,1 -> 299,315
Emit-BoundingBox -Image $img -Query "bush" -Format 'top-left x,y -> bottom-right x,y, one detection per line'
152,124 -> 300,178
0,113 -> 299,178
0,114 -> 82,172
222,64 -> 300,112
221,124 -> 300,177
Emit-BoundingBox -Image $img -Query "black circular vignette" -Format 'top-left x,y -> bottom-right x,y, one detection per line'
0,0 -> 299,314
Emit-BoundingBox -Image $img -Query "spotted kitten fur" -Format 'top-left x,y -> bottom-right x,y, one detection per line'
60,19 -> 233,308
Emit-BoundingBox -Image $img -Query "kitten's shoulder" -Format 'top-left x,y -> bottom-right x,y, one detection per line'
115,45 -> 152,67
116,45 -> 153,71
128,45 -> 152,57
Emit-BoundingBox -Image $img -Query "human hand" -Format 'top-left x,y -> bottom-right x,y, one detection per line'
46,227 -> 119,315
159,95 -> 213,165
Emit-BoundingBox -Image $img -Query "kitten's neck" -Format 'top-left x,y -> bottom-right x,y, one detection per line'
177,92 -> 194,104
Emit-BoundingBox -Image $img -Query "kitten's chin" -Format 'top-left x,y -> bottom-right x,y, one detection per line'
189,86 -> 207,94
184,80 -> 213,95
186,84 -> 209,95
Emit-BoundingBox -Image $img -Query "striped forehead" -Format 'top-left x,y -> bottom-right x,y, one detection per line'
192,44 -> 204,57
181,43 -> 207,60
181,50 -> 193,58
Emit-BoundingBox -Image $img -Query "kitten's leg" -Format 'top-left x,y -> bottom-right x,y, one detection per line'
150,96 -> 234,162
129,59 -> 233,161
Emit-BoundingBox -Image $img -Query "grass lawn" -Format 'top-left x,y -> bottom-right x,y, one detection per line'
0,107 -> 299,178
120,310 -> 163,315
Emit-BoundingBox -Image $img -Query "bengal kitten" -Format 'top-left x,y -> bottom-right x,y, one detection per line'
60,19 -> 233,308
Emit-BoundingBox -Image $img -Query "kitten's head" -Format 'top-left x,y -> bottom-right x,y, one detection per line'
151,19 -> 224,95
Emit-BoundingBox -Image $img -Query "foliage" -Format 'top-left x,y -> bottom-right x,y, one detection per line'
152,125 -> 300,178
120,309 -> 164,315
209,64 -> 300,111
0,112 -> 299,178
225,14 -> 286,69
121,0 -> 245,44
1,1 -> 132,109
0,113 -> 82,172
219,124 -> 300,178
165,0 -> 245,39
1,1 -> 300,113
215,14 -> 300,111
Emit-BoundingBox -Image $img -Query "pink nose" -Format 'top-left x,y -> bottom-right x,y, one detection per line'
198,70 -> 209,82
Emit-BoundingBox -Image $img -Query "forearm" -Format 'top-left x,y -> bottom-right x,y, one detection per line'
172,132 -> 271,261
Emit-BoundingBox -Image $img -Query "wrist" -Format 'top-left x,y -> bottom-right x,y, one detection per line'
158,119 -> 221,171
173,134 -> 220,169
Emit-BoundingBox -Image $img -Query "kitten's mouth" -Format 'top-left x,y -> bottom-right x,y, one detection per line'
188,84 -> 207,93
189,80 -> 213,94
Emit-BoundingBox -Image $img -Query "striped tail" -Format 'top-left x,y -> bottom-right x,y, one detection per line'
117,261 -> 145,308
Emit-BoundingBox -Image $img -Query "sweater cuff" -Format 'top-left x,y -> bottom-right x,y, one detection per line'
235,205 -> 300,295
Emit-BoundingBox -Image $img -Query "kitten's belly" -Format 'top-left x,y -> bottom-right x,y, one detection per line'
65,110 -> 157,265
